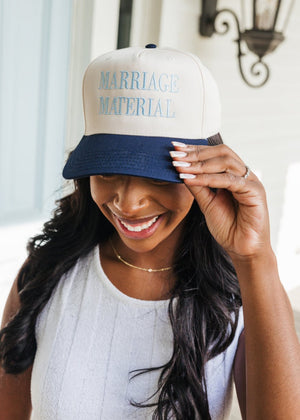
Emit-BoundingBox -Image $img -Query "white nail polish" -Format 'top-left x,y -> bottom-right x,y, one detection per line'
172,161 -> 191,167
170,151 -> 187,158
172,141 -> 187,147
179,173 -> 196,179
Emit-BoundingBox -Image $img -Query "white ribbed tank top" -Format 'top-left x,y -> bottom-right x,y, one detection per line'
30,246 -> 244,420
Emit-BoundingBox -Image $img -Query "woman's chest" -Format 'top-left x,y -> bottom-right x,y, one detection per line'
31,287 -> 173,419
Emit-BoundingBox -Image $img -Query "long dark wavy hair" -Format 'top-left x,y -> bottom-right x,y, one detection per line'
0,137 -> 242,419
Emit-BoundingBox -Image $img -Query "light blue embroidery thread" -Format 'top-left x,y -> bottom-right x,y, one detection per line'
98,70 -> 179,118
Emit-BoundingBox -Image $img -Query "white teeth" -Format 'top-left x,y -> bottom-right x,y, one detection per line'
120,216 -> 159,232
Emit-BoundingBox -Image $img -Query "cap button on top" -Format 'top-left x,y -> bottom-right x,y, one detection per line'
145,43 -> 157,49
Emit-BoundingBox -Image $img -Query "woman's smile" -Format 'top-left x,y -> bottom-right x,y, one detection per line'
89,174 -> 195,255
111,211 -> 165,239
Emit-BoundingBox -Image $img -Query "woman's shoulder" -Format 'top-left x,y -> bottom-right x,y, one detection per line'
34,246 -> 98,339
0,269 -> 33,419
54,245 -> 98,289
1,276 -> 21,330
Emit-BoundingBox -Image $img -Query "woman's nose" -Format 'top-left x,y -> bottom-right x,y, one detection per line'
113,177 -> 149,215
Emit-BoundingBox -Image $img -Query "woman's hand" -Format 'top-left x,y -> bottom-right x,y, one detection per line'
171,142 -> 271,259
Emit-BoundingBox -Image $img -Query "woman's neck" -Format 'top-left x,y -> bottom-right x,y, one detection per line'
99,234 -> 180,301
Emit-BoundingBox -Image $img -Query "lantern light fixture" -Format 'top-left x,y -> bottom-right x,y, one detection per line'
199,0 -> 295,88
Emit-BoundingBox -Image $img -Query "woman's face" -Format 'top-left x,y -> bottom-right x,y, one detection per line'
90,175 -> 194,253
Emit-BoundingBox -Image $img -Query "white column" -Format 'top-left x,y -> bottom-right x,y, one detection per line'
91,0 -> 121,59
130,0 -> 163,47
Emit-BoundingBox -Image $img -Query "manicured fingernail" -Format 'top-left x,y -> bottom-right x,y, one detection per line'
172,161 -> 191,167
179,173 -> 196,179
172,141 -> 187,147
170,151 -> 187,158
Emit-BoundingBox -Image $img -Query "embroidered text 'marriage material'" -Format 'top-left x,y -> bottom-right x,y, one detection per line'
98,71 -> 179,118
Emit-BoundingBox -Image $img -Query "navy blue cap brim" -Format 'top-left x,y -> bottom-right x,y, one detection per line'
62,134 -> 209,183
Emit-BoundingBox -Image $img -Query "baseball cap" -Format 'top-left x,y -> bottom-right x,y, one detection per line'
62,44 -> 221,183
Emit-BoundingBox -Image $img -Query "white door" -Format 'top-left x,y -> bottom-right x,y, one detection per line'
0,0 -> 72,224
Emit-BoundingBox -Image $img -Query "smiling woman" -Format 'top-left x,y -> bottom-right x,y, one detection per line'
90,174 -> 194,299
0,45 -> 300,420
90,175 -> 194,258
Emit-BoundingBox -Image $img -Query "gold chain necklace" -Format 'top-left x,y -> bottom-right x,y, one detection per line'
110,240 -> 172,273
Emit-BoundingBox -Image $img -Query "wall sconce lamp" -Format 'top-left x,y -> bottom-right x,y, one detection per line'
199,0 -> 295,88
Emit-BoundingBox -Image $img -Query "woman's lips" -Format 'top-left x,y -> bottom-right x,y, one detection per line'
112,213 -> 164,239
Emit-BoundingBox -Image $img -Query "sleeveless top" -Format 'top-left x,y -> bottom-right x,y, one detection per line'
30,246 -> 244,420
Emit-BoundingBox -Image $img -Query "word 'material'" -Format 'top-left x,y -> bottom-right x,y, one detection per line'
98,71 -> 179,118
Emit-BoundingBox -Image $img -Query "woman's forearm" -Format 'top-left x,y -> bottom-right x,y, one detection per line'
232,250 -> 300,420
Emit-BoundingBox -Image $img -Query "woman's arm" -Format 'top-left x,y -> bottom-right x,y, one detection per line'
0,277 -> 33,420
233,251 -> 300,420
